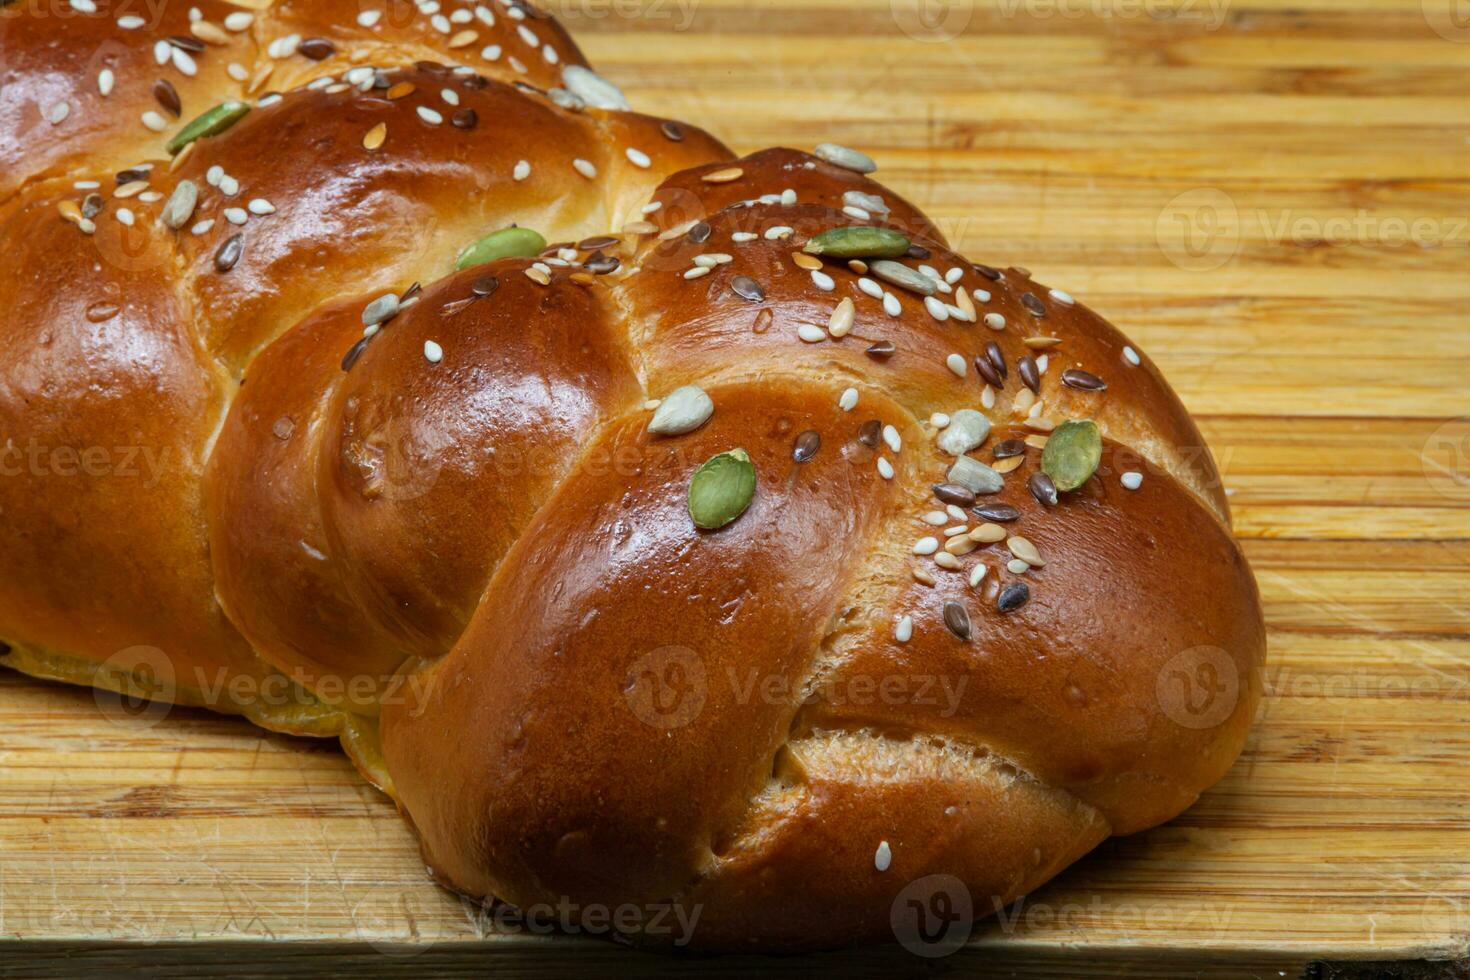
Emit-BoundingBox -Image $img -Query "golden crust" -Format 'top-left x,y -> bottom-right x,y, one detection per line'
0,0 -> 1266,952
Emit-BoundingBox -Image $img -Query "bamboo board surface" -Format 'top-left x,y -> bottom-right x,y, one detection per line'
3,0 -> 1469,973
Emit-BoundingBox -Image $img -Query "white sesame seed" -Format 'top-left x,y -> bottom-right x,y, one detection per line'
73,181 -> 100,190
857,277 -> 883,300
682,266 -> 710,280
882,292 -> 901,317
641,201 -> 662,214
946,267 -> 964,284
508,55 -> 528,73
441,88 -> 460,106
190,219 -> 214,234
431,13 -> 450,33
842,206 -> 870,221
981,385 -> 996,409
781,188 -> 797,206
513,159 -> 531,181
1122,471 -> 1144,490
625,147 -> 651,169
141,111 -> 168,131
1049,288 -> 1075,305
1007,559 -> 1029,575
894,616 -> 913,643
969,564 -> 988,587
839,387 -> 858,411
945,524 -> 968,537
205,165 -> 224,186
973,289 -> 992,303
450,8 -> 472,22
227,62 -> 248,82
115,207 -> 135,226
1036,354 -> 1048,374
224,10 -> 254,30
224,207 -> 247,225
913,537 -> 939,556
417,106 -> 444,125
877,457 -> 894,480
117,13 -> 145,28
693,254 -> 719,268
47,102 -> 70,125
572,158 -> 597,179
983,312 -> 1006,331
476,5 -> 495,25
945,353 -> 966,378
1124,345 -> 1141,366
357,9 -> 382,27
258,94 -> 281,107
930,412 -> 950,428
811,270 -> 835,291
97,69 -> 114,96
946,504 -> 966,522
935,552 -> 961,570
247,198 -> 275,215
797,324 -> 825,343
172,47 -> 198,77
517,24 -> 539,47
764,225 -> 793,240
731,231 -> 757,243
922,511 -> 947,526
424,340 -> 444,363
481,44 -> 502,61
924,296 -> 949,322
218,177 -> 237,196
874,841 -> 892,872
882,424 -> 901,452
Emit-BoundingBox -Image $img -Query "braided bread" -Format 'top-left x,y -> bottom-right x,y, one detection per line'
0,0 -> 1265,951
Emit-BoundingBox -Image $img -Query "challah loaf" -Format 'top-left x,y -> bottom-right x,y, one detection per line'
0,0 -> 1265,951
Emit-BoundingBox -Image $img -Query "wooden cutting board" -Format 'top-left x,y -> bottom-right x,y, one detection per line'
3,0 -> 1467,973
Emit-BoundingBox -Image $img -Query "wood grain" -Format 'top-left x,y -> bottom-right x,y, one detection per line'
2,0 -> 1468,971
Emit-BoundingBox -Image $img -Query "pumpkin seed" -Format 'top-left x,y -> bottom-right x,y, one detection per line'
456,226 -> 546,270
947,455 -> 1004,495
648,384 -> 714,436
688,449 -> 756,530
166,100 -> 249,154
1040,419 -> 1101,492
802,226 -> 909,259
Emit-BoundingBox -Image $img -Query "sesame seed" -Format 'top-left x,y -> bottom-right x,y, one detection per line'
913,537 -> 939,555
140,110 -> 168,131
625,147 -> 651,169
358,9 -> 382,27
839,387 -> 858,411
172,47 -> 198,77
894,616 -> 913,644
423,340 -> 443,363
224,207 -> 247,225
811,270 -> 835,291
513,159 -> 531,181
190,219 -> 214,234
797,324 -> 825,343
882,293 -> 901,317
732,231 -> 757,243
924,296 -> 949,322
441,88 -> 460,106
118,14 -> 145,28
930,412 -> 950,428
363,122 -> 387,150
1124,345 -> 1141,366
224,11 -> 253,30
945,353 -> 967,378
882,424 -> 901,452
221,176 -> 240,196
47,102 -> 70,125
481,44 -> 502,61
857,277 -> 883,300
683,266 -> 710,280
448,29 -> 478,48
701,167 -> 743,184
983,313 -> 1005,331
247,198 -> 275,215
877,457 -> 894,480
922,511 -> 947,525
572,158 -> 597,179
1121,471 -> 1144,490
97,70 -> 114,96
828,297 -> 854,338
1049,288 -> 1075,305
115,207 -> 135,227
842,206 -> 869,220
1007,558 -> 1029,575
874,840 -> 892,871
417,106 -> 444,125
764,225 -> 793,240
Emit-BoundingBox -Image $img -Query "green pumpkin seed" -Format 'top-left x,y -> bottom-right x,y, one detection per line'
802,226 -> 910,259
687,448 -> 756,530
455,226 -> 546,270
166,101 -> 250,155
1041,419 -> 1102,492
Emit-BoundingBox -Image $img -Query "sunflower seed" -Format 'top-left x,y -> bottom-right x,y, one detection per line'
1028,472 -> 1058,507
936,409 -> 990,456
865,340 -> 895,359
1020,292 -> 1046,317
648,384 -> 714,436
731,275 -> 764,302
992,439 -> 1025,459
159,179 -> 198,229
1018,355 -> 1040,393
869,259 -> 935,297
948,456 -> 1003,495
561,64 -> 629,110
362,293 -> 399,327
214,233 -> 244,271
973,354 -> 1003,389
843,190 -> 888,215
933,483 -> 977,507
814,142 -> 876,174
